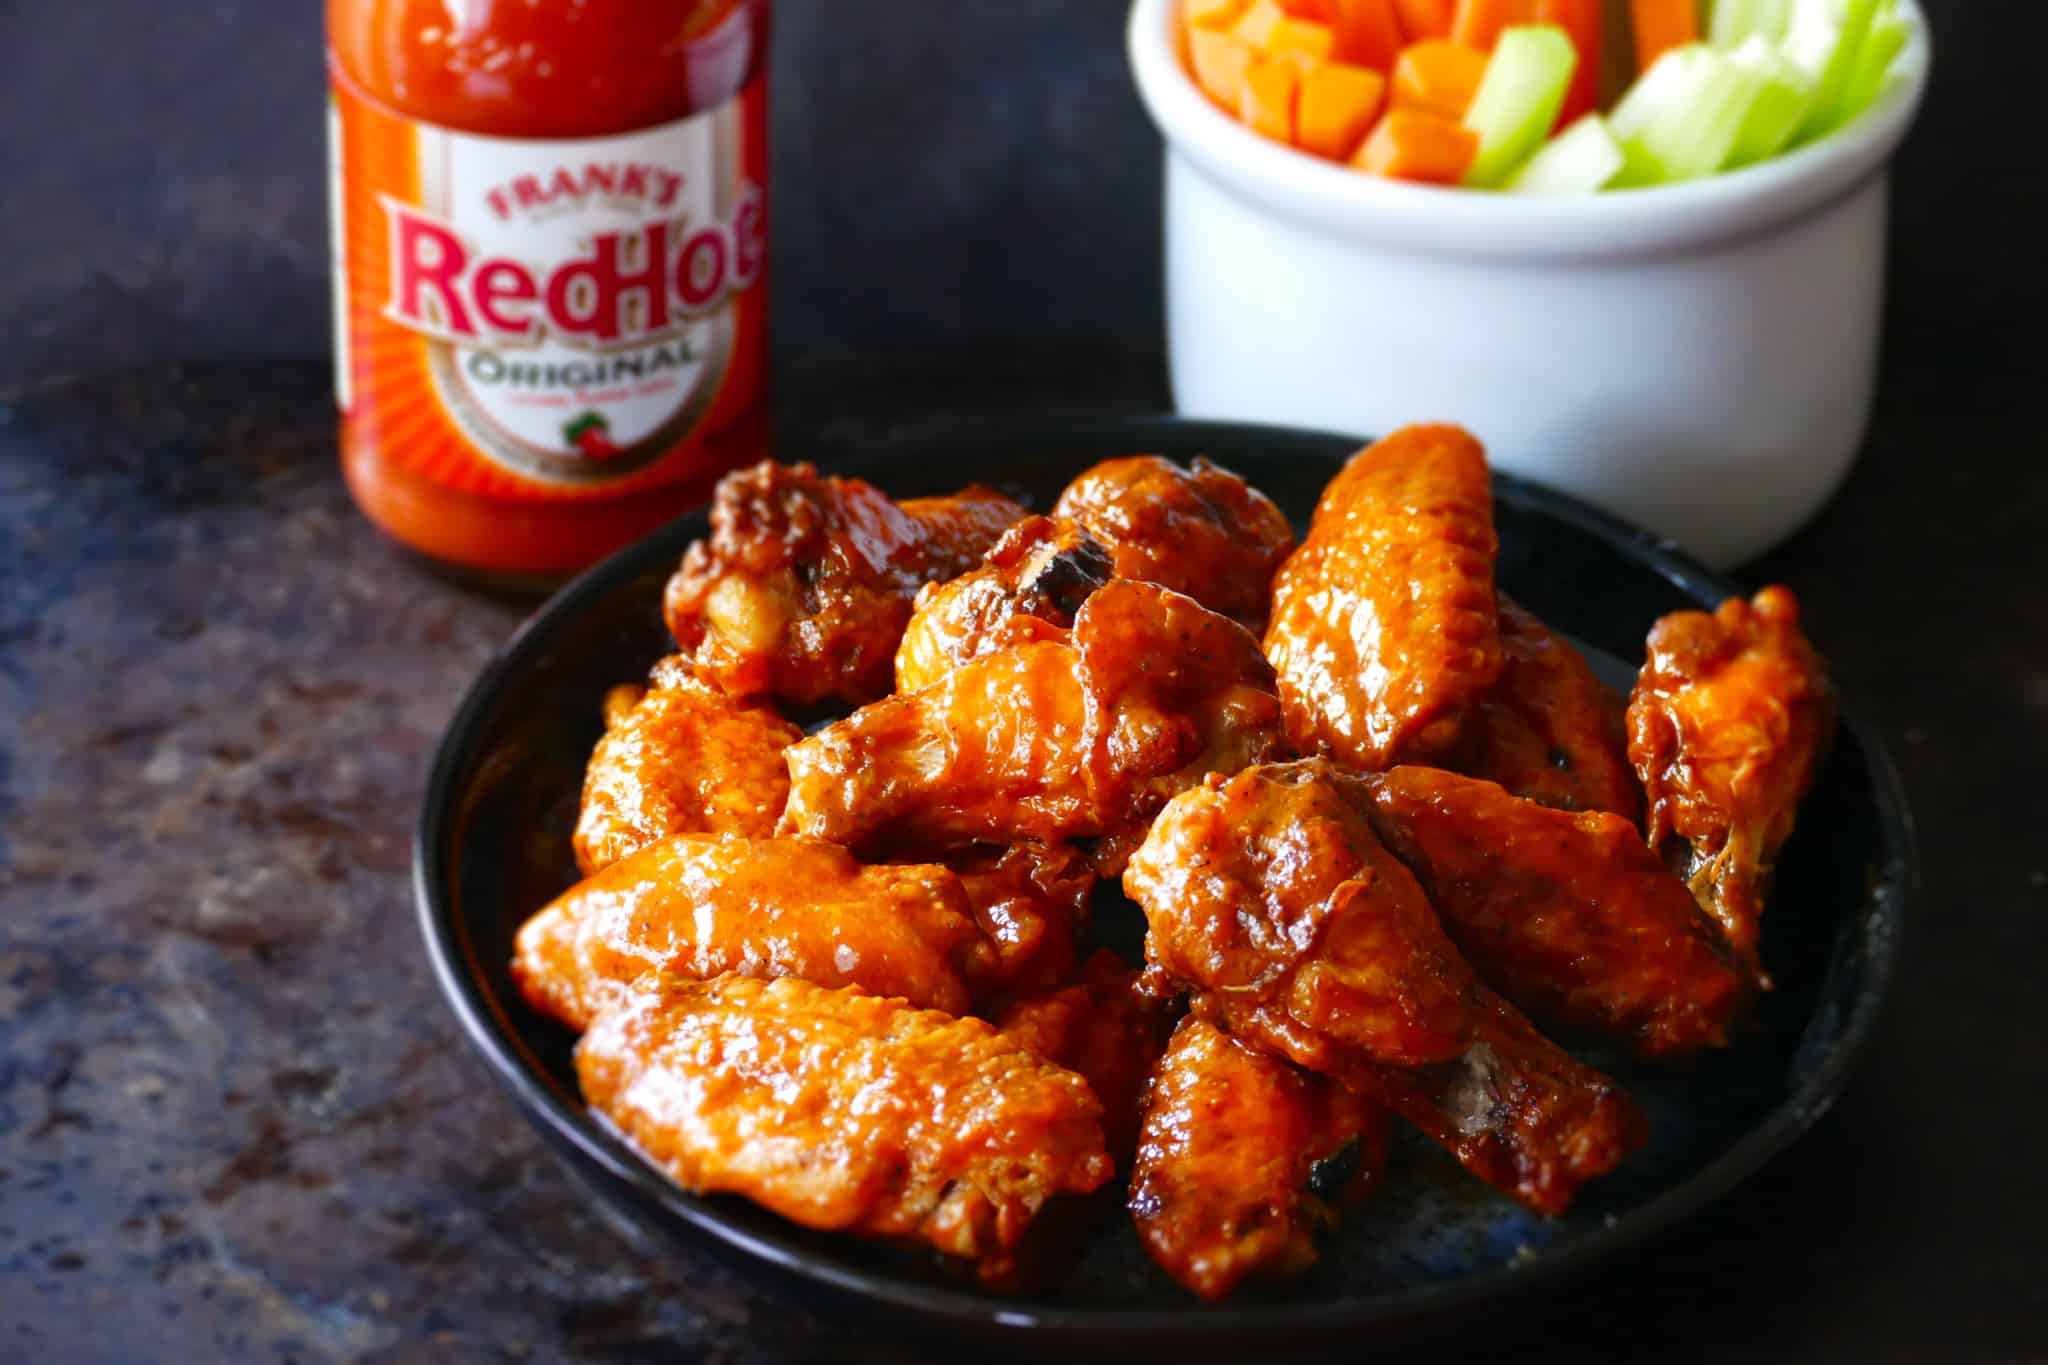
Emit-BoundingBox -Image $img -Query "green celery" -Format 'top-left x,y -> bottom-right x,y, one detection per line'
1710,0 -> 1792,48
1827,8 -> 1911,131
1507,114 -> 1626,193
1725,34 -> 1816,165
1783,0 -> 1881,144
1609,45 -> 1762,186
1461,25 -> 1579,189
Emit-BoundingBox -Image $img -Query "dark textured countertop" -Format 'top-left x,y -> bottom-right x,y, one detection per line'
4,3 -> 2045,1361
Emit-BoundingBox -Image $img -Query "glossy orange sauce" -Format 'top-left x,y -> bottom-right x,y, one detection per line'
328,0 -> 771,583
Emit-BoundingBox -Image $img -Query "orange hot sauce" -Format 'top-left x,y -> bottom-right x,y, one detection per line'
328,0 -> 772,584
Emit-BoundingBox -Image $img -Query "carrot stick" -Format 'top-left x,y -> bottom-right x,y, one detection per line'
1394,0 -> 1456,40
1535,0 -> 1603,123
1450,0 -> 1534,51
1331,0 -> 1407,71
1353,108 -> 1479,181
1390,38 -> 1490,118
1629,0 -> 1697,74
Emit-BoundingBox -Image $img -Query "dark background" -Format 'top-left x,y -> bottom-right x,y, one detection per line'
3,2 -> 2045,1362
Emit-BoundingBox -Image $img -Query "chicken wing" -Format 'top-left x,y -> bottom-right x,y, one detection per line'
1456,598 -> 1641,822
781,579 -> 1287,867
894,515 -> 1114,692
578,974 -> 1114,1288
1051,455 -> 1296,631
951,841 -> 1098,1003
996,949 -> 1175,1165
662,460 -> 1026,707
1264,425 -> 1502,770
1126,759 -> 1644,1215
512,834 -> 986,1029
573,657 -> 805,874
1360,766 -> 1746,1058
1129,1016 -> 1390,1302
1627,586 -> 1836,984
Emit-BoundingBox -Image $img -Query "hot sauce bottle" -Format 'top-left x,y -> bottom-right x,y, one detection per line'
328,0 -> 771,584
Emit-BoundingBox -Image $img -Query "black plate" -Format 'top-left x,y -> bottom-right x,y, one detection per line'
414,417 -> 1915,1351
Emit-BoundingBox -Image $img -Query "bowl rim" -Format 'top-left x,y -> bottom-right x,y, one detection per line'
414,414 -> 1917,1346
1126,0 -> 1932,262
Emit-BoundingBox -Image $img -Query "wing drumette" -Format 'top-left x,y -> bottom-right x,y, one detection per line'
573,657 -> 805,874
781,579 -> 1287,869
513,835 -> 987,1029
1627,586 -> 1836,984
662,460 -> 1025,707
1051,455 -> 1296,631
578,974 -> 1114,1289
1129,1016 -> 1390,1301
1264,425 -> 1502,770
1126,759 -> 1644,1215
1360,766 -> 1746,1058
895,515 -> 1114,692
1456,597 -> 1642,822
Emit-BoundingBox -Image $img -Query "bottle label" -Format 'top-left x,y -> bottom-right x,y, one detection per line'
329,62 -> 767,498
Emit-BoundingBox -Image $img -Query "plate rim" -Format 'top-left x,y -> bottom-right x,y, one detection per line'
413,414 -> 1917,1344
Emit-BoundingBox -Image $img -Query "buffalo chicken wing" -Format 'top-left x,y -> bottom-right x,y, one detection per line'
1126,759 -> 1644,1214
578,974 -> 1114,1288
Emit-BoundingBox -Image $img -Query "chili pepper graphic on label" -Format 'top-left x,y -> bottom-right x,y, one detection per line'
564,411 -> 622,460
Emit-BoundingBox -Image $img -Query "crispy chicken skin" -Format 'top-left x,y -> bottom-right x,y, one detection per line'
1129,1017 -> 1390,1301
662,460 -> 1026,707
781,579 -> 1288,864
573,658 -> 805,875
950,841 -> 1098,1003
1361,767 -> 1746,1058
512,835 -> 986,1030
1126,759 -> 1644,1214
895,515 -> 1115,692
996,949 -> 1175,1165
1051,456 -> 1296,631
1264,425 -> 1503,771
578,975 -> 1114,1288
1627,587 -> 1836,984
1457,598 -> 1642,823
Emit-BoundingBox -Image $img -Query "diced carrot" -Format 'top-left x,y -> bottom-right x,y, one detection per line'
1391,38 -> 1490,118
1394,0 -> 1456,40
1629,0 -> 1697,74
1279,0 -> 1337,19
1535,0 -> 1603,124
1184,0 -> 1250,31
1233,0 -> 1290,47
1329,0 -> 1406,71
1267,15 -> 1338,61
1450,0 -> 1535,50
1240,58 -> 1301,142
1297,60 -> 1388,157
1189,29 -> 1258,115
1353,108 -> 1479,181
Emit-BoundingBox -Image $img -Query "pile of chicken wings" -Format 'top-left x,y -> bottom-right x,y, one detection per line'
511,425 -> 1836,1301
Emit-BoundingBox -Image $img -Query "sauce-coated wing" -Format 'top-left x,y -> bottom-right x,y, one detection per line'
997,949 -> 1175,1165
573,657 -> 805,874
578,975 -> 1114,1288
512,835 -> 985,1029
1126,759 -> 1643,1215
781,579 -> 1287,865
952,841 -> 1097,1003
1129,1016 -> 1389,1301
1362,767 -> 1746,1058
895,515 -> 1114,692
1264,425 -> 1502,770
662,460 -> 1025,706
1457,598 -> 1641,822
1627,587 -> 1835,984
1051,455 -> 1296,630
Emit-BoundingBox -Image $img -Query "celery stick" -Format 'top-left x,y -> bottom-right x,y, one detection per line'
1710,0 -> 1792,48
1507,114 -> 1626,193
1461,26 -> 1579,190
1725,34 -> 1816,165
1608,45 -> 1760,185
1783,0 -> 1880,144
1827,9 -> 1910,131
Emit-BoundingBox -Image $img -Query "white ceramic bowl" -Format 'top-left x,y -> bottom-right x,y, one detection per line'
1127,0 -> 1931,566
